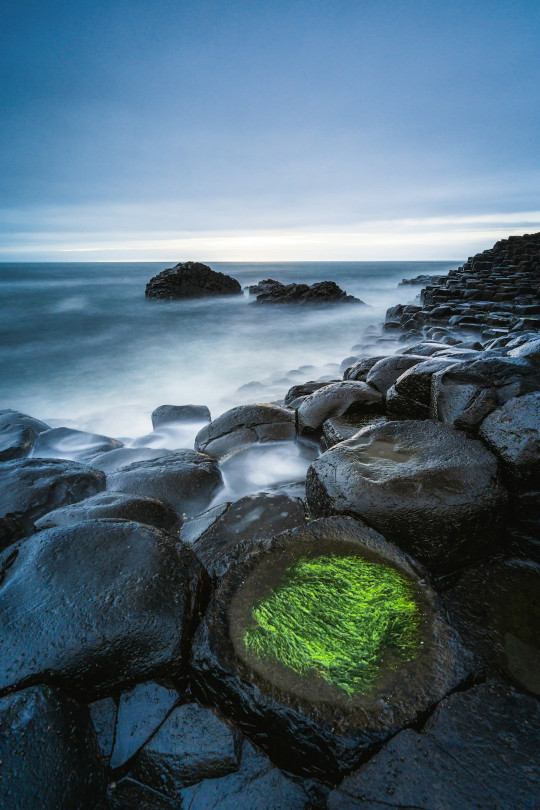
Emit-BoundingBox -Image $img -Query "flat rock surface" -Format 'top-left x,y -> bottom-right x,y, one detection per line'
35,491 -> 180,532
195,404 -> 295,459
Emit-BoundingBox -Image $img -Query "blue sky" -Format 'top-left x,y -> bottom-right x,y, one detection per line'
1,0 -> 539,260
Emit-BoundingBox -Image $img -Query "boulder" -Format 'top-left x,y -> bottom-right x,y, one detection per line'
444,557 -> 540,695
0,458 -> 105,536
89,697 -> 117,760
507,335 -> 540,365
191,516 -> 471,781
321,413 -> 387,450
386,357 -> 458,419
0,409 -> 50,461
343,356 -> 386,381
283,381 -> 331,407
128,702 -> 240,796
0,520 -> 209,698
328,682 -> 540,810
91,447 -> 173,474
0,516 -> 25,553
297,381 -> 382,436
145,262 -> 241,300
250,279 -> 364,305
306,420 -> 508,572
107,778 -> 175,809
0,685 -> 105,810
478,392 -> 540,488
365,355 -> 426,396
180,492 -> 307,580
34,491 -> 180,533
194,404 -> 295,459
31,427 -> 123,462
151,405 -> 211,429
107,451 -> 223,517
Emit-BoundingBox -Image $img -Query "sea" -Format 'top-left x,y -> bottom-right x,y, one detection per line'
0,260 -> 458,497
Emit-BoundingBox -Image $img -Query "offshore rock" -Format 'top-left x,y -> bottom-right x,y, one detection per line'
190,516 -> 471,782
0,520 -> 209,698
0,457 -> 105,537
250,278 -> 365,305
0,685 -> 105,810
194,404 -> 295,459
107,451 -> 223,517
145,262 -> 241,299
306,420 -> 508,572
0,409 -> 50,461
34,491 -> 180,533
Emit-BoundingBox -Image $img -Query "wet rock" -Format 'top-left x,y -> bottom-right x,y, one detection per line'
90,447 -> 173,474
297,381 -> 382,436
0,684 -> 105,810
385,357 -> 458,419
181,492 -> 307,580
90,697 -> 118,760
0,520 -> 209,698
0,409 -> 50,461
328,682 -> 540,810
343,355 -> 386,381
35,491 -> 180,533
365,354 -> 426,396
401,341 -> 452,356
0,458 -> 105,537
31,427 -> 123,462
145,262 -> 241,300
431,356 -> 540,433
179,739 -> 312,810
251,279 -> 364,305
191,516 -> 471,781
194,404 -> 295,459
444,557 -> 540,694
478,392 -> 540,488
507,335 -> 540,365
107,451 -> 223,517
151,404 -> 211,428
107,778 -> 175,809
321,413 -> 387,450
306,420 -> 508,572
283,381 -> 331,407
110,682 -> 181,769
129,703 -> 240,796
0,516 -> 25,553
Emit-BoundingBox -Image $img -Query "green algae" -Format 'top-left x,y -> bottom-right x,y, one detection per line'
244,554 -> 421,695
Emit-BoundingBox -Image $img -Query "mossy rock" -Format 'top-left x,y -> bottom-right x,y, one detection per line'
190,516 -> 472,781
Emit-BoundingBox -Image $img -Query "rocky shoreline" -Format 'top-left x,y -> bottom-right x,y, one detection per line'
1,232 -> 539,809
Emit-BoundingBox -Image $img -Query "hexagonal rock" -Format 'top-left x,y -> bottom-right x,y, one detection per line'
0,458 -> 105,537
343,356 -> 386,381
0,685 -> 105,810
0,520 -> 209,698
321,414 -> 387,450
386,357 -> 458,420
107,451 -> 223,517
151,404 -> 211,429
31,427 -> 123,462
190,516 -> 471,782
478,392 -> 540,489
306,421 -> 508,573
297,381 -> 382,436
194,404 -> 295,459
443,557 -> 540,695
0,409 -> 50,461
365,355 -> 426,396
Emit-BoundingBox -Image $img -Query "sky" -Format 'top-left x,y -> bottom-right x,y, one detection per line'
1,0 -> 539,261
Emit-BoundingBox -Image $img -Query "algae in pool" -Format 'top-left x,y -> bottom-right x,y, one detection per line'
244,554 -> 421,695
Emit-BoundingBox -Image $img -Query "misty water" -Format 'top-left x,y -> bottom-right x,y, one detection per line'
0,261 -> 457,501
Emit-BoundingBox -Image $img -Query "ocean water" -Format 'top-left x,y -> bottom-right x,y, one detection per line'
0,261 -> 458,441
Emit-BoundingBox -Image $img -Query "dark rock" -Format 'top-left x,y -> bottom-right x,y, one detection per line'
0,457 -> 105,537
129,702 -> 240,796
34,491 -> 180,533
385,357 -> 458,419
284,381 -> 334,406
181,492 -> 307,580
145,262 -> 242,300
251,279 -> 364,305
190,516 -> 471,781
306,420 -> 508,572
194,404 -> 295,459
90,697 -> 118,760
444,557 -> 540,694
107,451 -> 223,517
507,335 -> 540,365
478,392 -> 540,488
365,355 -> 426,396
343,355 -> 386,381
0,684 -> 105,810
0,516 -> 25,553
0,520 -> 209,698
179,739 -> 312,809
0,409 -> 50,461
297,381 -> 382,436
328,682 -> 540,810
91,447 -> 173,474
31,427 -> 123,462
110,681 -> 181,769
107,778 -> 175,809
151,405 -> 211,429
401,341 -> 456,356
321,413 -> 388,450
399,273 -> 447,286
431,356 -> 540,433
